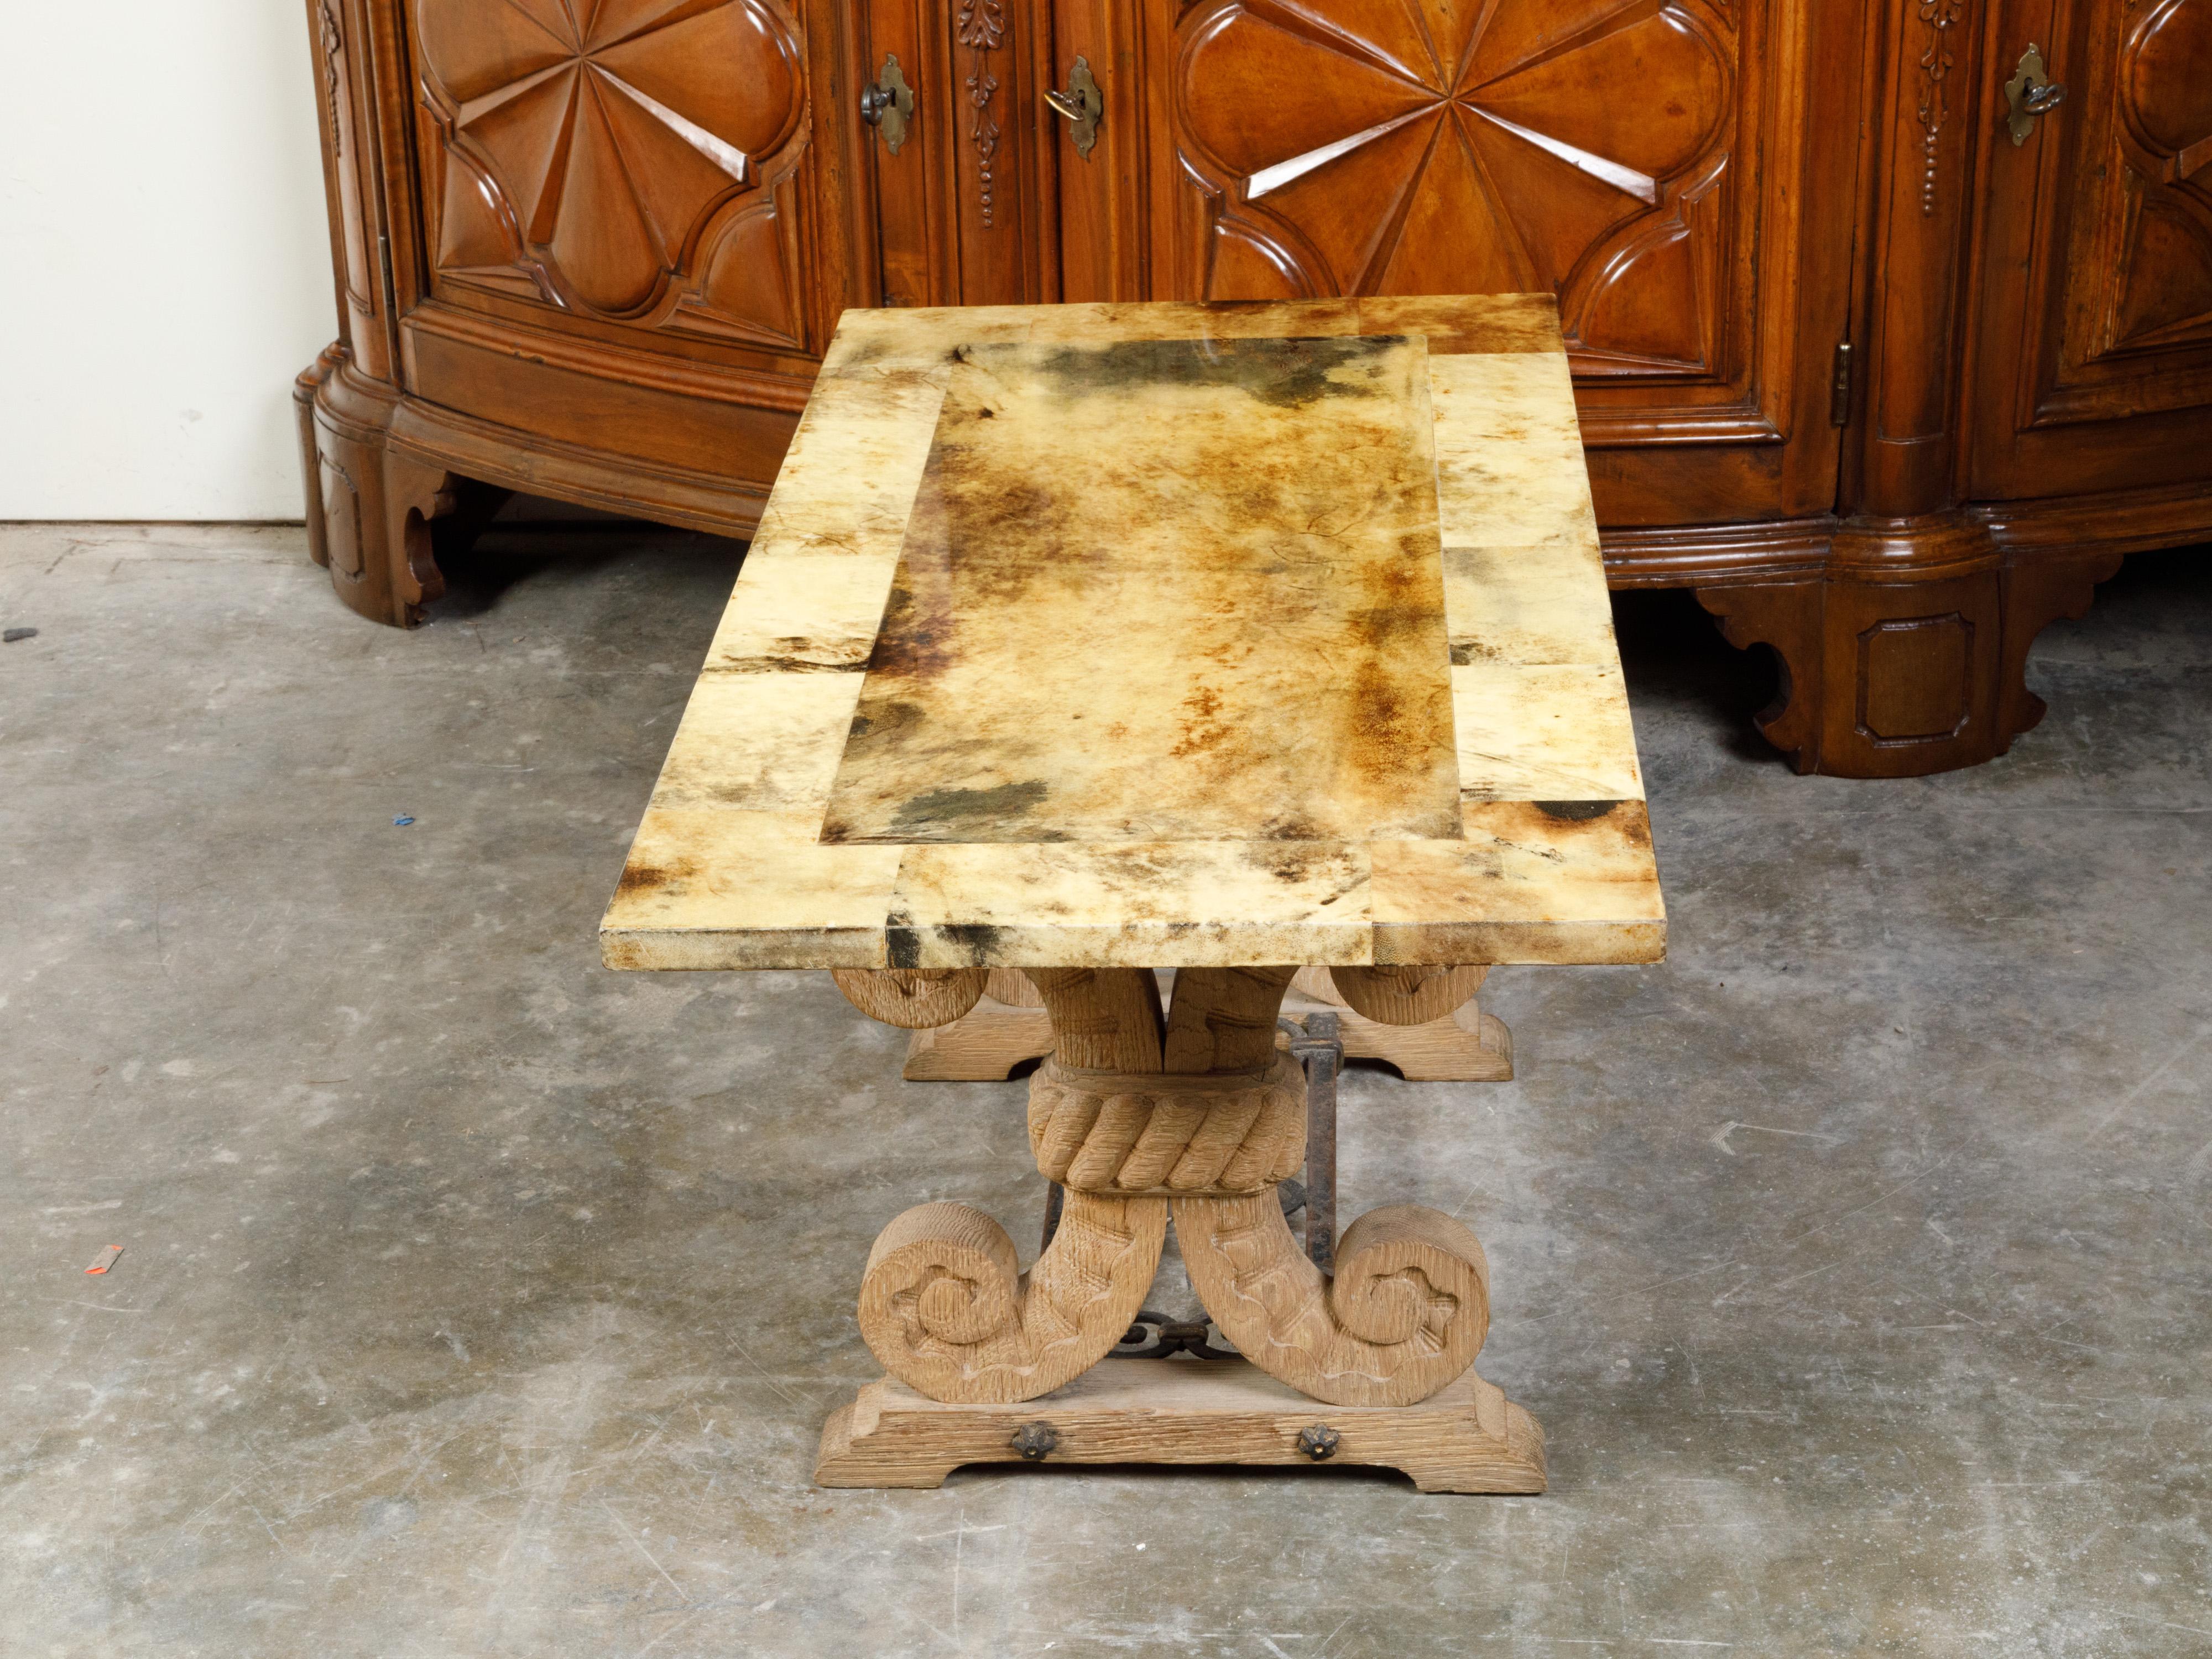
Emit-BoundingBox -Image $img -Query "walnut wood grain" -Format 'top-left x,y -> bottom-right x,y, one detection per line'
1965,0 -> 2212,498
300,0 -> 2212,777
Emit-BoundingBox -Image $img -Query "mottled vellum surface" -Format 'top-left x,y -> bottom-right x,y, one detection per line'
820,335 -> 1460,846
601,295 -> 1666,971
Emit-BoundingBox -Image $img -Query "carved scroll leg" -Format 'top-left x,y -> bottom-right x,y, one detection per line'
1176,1193 -> 1490,1407
856,1191 -> 1167,1404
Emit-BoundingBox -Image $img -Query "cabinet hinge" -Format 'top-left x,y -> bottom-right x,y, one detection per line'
1829,340 -> 1854,427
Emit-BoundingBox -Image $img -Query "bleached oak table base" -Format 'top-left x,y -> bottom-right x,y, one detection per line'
824,963 -> 1544,1493
816,1358 -> 1545,1493
901,968 -> 1513,1084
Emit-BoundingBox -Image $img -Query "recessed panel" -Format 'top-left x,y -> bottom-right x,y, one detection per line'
820,333 -> 1462,844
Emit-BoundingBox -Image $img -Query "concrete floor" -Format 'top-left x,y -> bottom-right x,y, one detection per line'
2,519 -> 2208,1658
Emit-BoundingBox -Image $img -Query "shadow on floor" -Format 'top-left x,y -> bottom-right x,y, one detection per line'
424,497 -> 748,623
2054,538 -> 2208,635
1609,584 -> 1781,763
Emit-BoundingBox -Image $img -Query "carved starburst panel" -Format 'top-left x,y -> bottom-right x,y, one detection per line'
2101,0 -> 2212,352
1175,0 -> 1734,370
415,0 -> 805,326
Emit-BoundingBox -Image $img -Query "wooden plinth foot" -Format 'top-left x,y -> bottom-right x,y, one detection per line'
1286,969 -> 1512,1082
814,1357 -> 1545,1493
901,970 -> 1054,1080
902,997 -> 1055,1079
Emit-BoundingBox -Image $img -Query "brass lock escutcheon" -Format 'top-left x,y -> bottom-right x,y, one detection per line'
1045,55 -> 1103,160
860,54 -> 915,155
2002,44 -> 2066,146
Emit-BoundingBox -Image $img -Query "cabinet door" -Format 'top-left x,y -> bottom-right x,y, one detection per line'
1044,0 -> 1148,300
1127,0 -> 1863,526
391,0 -> 869,491
1967,0 -> 2212,499
854,0 -> 1057,306
405,0 -> 826,364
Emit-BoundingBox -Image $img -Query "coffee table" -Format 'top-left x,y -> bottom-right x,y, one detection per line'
602,296 -> 1663,1492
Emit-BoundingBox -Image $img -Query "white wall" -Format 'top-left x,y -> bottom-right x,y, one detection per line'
1,4 -> 336,520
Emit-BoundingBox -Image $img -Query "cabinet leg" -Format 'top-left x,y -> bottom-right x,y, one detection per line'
294,347 -> 344,574
1694,514 -> 2142,778
297,348 -> 505,628
1697,515 -> 2012,778
1694,577 -> 1826,773
308,409 -> 453,628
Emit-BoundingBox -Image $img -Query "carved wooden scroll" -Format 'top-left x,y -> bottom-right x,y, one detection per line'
831,968 -> 988,1027
1175,1194 -> 1490,1407
1328,966 -> 1487,1027
855,1193 -> 1166,1403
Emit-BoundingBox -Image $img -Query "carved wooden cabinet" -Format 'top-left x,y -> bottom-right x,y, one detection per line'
299,0 -> 2212,776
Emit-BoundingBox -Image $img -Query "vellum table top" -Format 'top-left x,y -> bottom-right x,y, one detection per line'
602,296 -> 1663,972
